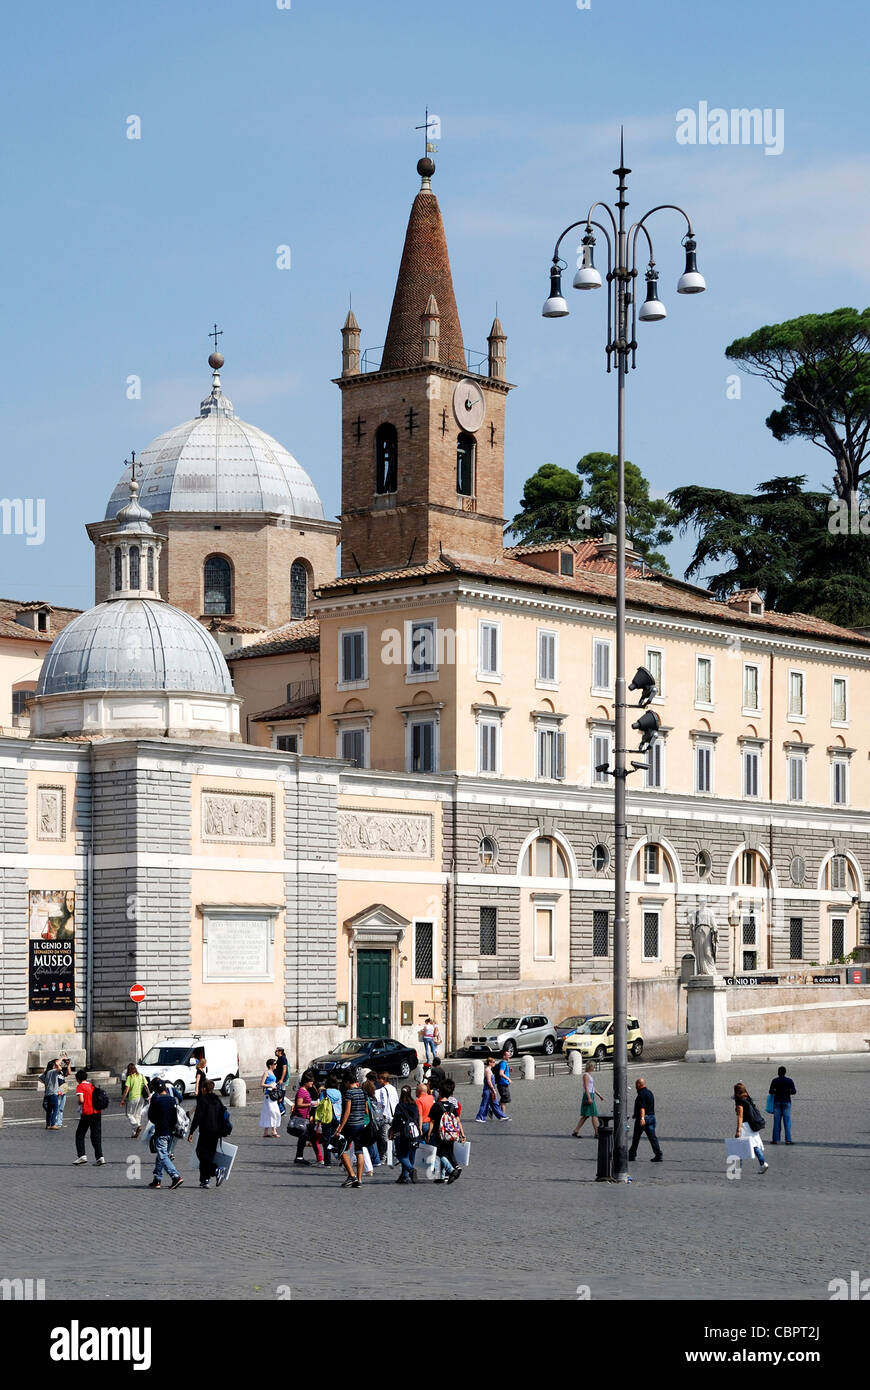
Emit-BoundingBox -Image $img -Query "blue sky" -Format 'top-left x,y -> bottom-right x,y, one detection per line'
2,0 -> 869,610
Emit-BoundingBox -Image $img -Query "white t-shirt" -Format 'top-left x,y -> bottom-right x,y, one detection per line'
375,1082 -> 398,1121
422,1022 -> 437,1040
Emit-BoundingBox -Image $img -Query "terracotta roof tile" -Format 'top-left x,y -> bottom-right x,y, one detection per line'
250,697 -> 321,722
381,183 -> 465,372
225,617 -> 320,661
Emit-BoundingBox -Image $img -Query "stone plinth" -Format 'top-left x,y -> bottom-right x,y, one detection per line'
685,975 -> 731,1063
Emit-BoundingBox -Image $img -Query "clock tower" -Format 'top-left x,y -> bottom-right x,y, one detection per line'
335,157 -> 512,577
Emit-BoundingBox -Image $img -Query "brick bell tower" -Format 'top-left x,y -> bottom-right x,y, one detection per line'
335,155 -> 513,576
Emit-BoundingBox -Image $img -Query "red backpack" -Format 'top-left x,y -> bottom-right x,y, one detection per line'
439,1108 -> 462,1142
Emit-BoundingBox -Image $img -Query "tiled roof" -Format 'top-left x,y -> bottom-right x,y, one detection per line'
0,598 -> 82,643
225,617 -> 320,661
207,619 -> 269,635
317,554 -> 870,649
381,181 -> 465,372
250,697 -> 321,722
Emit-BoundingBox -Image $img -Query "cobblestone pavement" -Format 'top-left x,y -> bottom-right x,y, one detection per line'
1,1056 -> 867,1301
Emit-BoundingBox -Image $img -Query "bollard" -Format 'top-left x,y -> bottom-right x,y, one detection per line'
595,1114 -> 614,1181
568,1051 -> 583,1076
471,1059 -> 485,1087
228,1077 -> 247,1108
521,1054 -> 535,1080
0,1093 -> 4,1126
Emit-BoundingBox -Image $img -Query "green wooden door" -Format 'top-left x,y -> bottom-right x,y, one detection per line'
357,950 -> 390,1037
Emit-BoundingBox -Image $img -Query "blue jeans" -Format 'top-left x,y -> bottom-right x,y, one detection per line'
57,1092 -> 66,1125
629,1114 -> 662,1158
475,1088 -> 506,1122
773,1102 -> 792,1142
44,1093 -> 61,1127
398,1149 -> 416,1179
423,1038 -> 437,1063
153,1135 -> 179,1181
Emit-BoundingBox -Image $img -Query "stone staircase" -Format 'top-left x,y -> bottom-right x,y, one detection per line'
9,1054 -> 116,1091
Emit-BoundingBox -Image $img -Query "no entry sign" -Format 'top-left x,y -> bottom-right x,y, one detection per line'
129,983 -> 146,1004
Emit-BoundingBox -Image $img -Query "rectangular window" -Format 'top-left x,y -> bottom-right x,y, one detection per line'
478,720 -> 499,773
479,906 -> 497,956
743,748 -> 760,798
340,629 -> 366,684
592,909 -> 609,958
12,690 -> 30,716
832,760 -> 848,807
275,734 -> 298,753
644,844 -> 660,879
832,677 -> 848,723
591,732 -> 611,785
534,905 -> 555,960
560,550 -> 574,576
645,738 -> 663,790
479,621 -> 500,676
537,727 -> 566,780
340,727 -> 366,768
646,648 -> 663,697
788,670 -> 805,718
830,856 -> 847,890
592,639 -> 612,692
743,663 -> 760,712
537,630 -> 557,684
695,656 -> 712,705
642,910 -> 661,960
831,917 -> 845,960
414,921 -> 434,980
695,742 -> 713,793
410,721 -> 436,774
789,917 -> 803,961
787,753 -> 805,803
742,850 -> 756,886
408,620 -> 436,676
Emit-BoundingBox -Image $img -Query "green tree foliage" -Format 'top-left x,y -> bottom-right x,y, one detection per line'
726,309 -> 870,509
507,452 -> 678,571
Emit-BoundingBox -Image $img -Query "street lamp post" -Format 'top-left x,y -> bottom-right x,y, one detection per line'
543,134 -> 705,1181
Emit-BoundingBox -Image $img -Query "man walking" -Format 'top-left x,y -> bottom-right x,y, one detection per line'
628,1076 -> 662,1162
474,1056 -> 509,1123
494,1049 -> 512,1107
73,1068 -> 105,1166
40,1057 -> 63,1130
375,1071 -> 399,1162
274,1046 -> 289,1115
146,1079 -> 184,1190
768,1065 -> 797,1144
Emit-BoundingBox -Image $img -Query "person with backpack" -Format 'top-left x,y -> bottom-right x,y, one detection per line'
361,1078 -> 384,1169
474,1057 -> 509,1123
41,1057 -> 63,1130
146,1079 -> 184,1189
73,1068 -> 106,1166
429,1078 -> 465,1184
389,1085 -> 422,1184
733,1081 -> 769,1174
120,1063 -> 150,1139
321,1076 -> 343,1167
375,1071 -> 399,1162
289,1070 -> 323,1166
188,1079 -> 228,1187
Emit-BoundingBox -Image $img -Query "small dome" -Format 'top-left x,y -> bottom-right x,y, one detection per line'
103,373 -> 325,521
37,599 -> 233,697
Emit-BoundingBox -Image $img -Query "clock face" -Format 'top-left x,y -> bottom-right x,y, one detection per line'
453,379 -> 485,432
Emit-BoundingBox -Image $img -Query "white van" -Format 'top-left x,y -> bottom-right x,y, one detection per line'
137,1035 -> 239,1098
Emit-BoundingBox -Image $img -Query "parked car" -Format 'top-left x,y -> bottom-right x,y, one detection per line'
563,1016 -> 643,1061
554,1014 -> 592,1052
138,1035 -> 240,1097
465,1014 -> 557,1058
308,1037 -> 418,1083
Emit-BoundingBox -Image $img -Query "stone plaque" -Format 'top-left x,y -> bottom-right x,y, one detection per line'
203,915 -> 274,982
36,786 -> 65,841
337,809 -> 432,858
202,790 -> 274,845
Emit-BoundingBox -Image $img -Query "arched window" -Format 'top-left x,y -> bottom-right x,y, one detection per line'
456,432 -> 475,496
129,545 -> 140,590
147,546 -> 155,591
204,555 -> 233,615
290,560 -> 309,620
521,836 -> 568,877
114,547 -> 122,591
374,423 -> 398,494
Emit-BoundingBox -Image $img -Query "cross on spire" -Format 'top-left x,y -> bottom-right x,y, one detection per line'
128,450 -> 138,482
415,108 -> 439,154
209,323 -> 223,352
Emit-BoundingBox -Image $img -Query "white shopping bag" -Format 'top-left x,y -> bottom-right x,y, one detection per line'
141,1122 -> 155,1146
418,1142 -> 439,1181
362,1146 -> 373,1175
453,1140 -> 471,1169
725,1137 -> 753,1161
386,1139 -> 394,1167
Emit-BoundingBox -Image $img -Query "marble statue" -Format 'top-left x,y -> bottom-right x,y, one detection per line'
691,899 -> 719,976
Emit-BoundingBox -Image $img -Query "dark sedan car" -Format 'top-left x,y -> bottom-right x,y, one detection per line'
554,1014 -> 592,1052
308,1037 -> 419,1083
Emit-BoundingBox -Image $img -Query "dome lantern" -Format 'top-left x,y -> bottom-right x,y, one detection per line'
102,468 -> 164,600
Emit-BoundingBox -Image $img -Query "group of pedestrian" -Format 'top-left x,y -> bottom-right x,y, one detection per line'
39,1056 -> 73,1129
474,1052 -> 512,1123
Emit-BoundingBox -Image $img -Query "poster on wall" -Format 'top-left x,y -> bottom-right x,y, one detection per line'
28,889 -> 75,1010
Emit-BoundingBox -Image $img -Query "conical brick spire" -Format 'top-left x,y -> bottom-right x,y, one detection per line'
381,160 -> 465,372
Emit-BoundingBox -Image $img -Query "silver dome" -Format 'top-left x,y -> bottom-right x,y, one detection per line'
37,599 -> 234,696
104,378 -> 325,521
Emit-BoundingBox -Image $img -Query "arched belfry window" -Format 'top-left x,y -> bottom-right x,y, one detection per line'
204,555 -> 233,615
147,546 -> 155,591
129,545 -> 140,589
457,432 -> 475,496
114,547 -> 122,592
290,560 -> 309,620
375,423 -> 398,495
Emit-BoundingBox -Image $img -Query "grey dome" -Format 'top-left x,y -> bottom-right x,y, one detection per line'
104,377 -> 324,521
37,599 -> 234,696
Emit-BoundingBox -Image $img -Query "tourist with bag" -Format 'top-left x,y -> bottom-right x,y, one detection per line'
145,1079 -> 184,1189
429,1078 -> 466,1184
361,1078 -> 384,1169
389,1085 -> 422,1184
320,1076 -> 343,1167
188,1079 -> 227,1188
474,1057 -> 509,1123
333,1073 -> 370,1188
259,1057 -> 281,1138
289,1070 -> 323,1166
72,1068 -> 106,1167
40,1057 -> 63,1130
733,1081 -> 769,1174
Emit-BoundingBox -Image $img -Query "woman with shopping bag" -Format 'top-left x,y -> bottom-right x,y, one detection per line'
288,1070 -> 323,1166
389,1085 -> 422,1184
733,1081 -> 769,1174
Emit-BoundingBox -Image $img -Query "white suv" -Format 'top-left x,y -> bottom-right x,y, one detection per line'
466,1014 -> 557,1058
